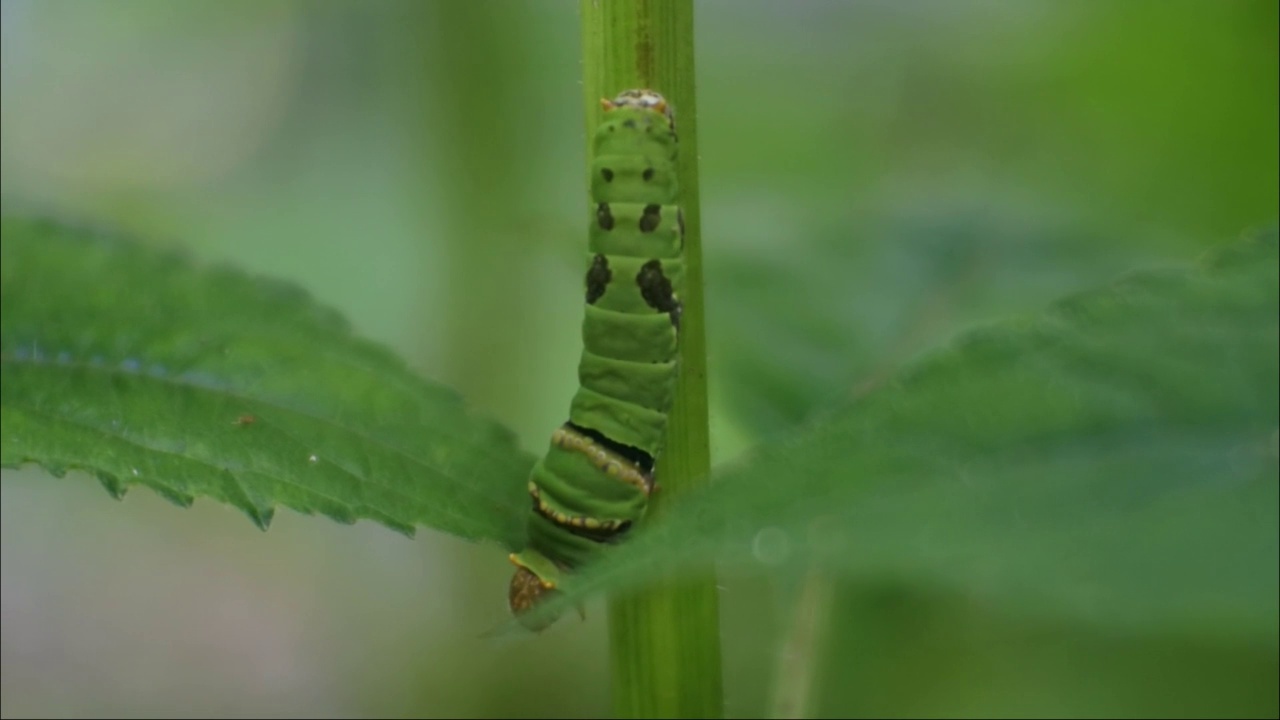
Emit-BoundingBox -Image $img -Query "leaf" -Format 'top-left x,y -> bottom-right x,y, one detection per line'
536,226 -> 1279,640
710,202 -> 1162,442
0,214 -> 534,548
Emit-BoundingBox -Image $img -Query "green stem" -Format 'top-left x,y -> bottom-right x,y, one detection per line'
769,569 -> 834,719
580,2 -> 724,718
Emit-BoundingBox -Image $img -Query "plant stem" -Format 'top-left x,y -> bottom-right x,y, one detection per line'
769,569 -> 834,719
580,2 -> 724,718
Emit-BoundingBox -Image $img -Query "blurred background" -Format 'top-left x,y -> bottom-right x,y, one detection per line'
2,0 -> 1276,717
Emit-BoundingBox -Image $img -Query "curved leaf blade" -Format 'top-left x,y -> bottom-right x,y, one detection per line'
537,226 -> 1279,639
0,214 -> 533,548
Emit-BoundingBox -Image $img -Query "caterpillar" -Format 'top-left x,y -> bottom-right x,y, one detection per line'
507,89 -> 684,631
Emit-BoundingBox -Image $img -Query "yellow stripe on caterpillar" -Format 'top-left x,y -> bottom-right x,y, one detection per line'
530,488 -> 628,532
550,426 -> 651,493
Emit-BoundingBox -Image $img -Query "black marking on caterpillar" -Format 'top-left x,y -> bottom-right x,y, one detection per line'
636,260 -> 679,318
586,254 -> 611,304
529,493 -> 634,542
639,204 -> 661,233
597,202 -> 615,230
565,421 -> 655,476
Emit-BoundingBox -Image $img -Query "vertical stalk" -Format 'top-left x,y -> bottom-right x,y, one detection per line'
416,3 -> 542,419
769,569 -> 834,719
580,2 -> 724,718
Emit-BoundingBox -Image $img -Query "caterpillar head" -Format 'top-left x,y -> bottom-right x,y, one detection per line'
507,551 -> 565,632
602,88 -> 675,130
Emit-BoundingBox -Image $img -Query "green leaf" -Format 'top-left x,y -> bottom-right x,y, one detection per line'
711,206 -> 1157,441
1,214 -> 533,548
538,226 -> 1280,641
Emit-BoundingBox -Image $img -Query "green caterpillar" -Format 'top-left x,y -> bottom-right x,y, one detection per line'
508,89 -> 684,631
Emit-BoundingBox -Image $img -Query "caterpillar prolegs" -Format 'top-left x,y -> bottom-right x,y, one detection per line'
508,89 -> 684,631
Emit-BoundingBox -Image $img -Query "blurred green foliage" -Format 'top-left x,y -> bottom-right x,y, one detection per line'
1,0 -> 1276,717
